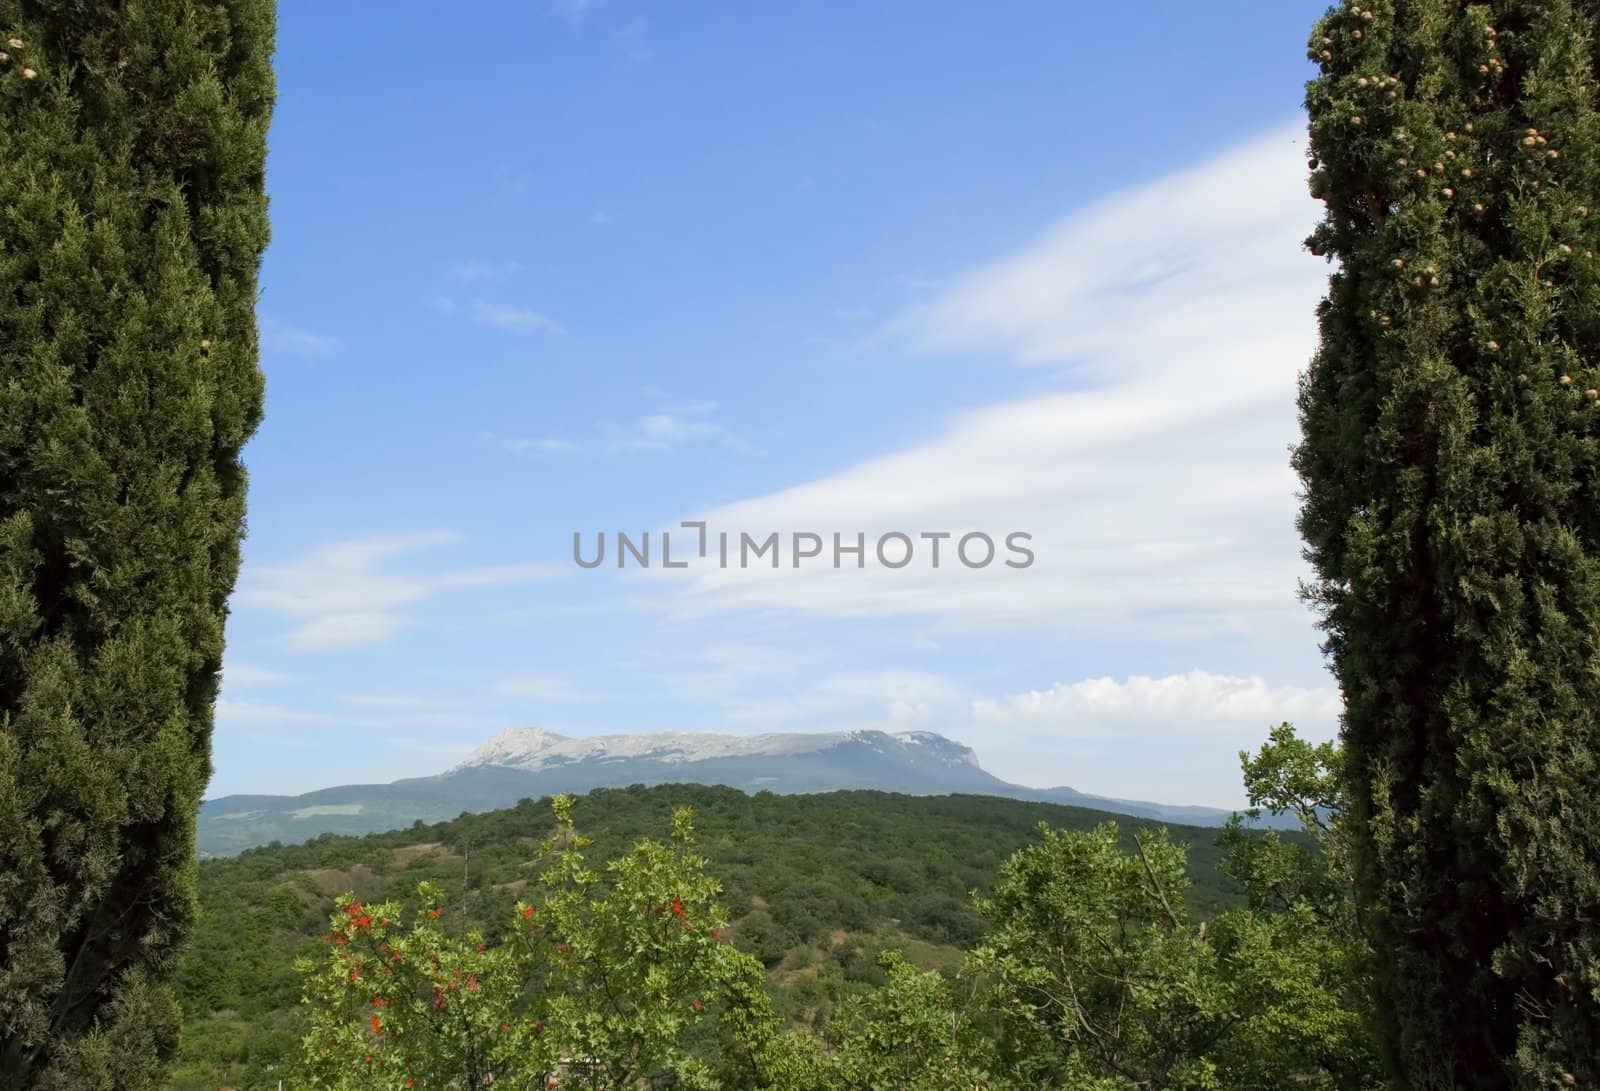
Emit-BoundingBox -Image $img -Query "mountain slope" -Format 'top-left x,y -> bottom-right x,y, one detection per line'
174,783 -> 1263,1090
199,727 -> 1270,855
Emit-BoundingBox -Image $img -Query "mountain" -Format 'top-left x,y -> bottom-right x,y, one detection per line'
198,727 -> 1277,856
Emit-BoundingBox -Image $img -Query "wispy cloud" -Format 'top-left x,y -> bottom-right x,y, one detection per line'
218,697 -> 484,731
654,124 -> 1322,641
661,642 -> 817,704
471,301 -> 562,334
221,664 -> 296,689
286,612 -> 408,653
484,433 -> 581,457
619,393 -> 752,453
482,394 -> 747,458
426,297 -> 561,334
340,694 -> 434,710
495,673 -> 587,701
627,413 -> 751,452
712,666 -> 961,730
262,318 -> 341,357
236,532 -> 562,652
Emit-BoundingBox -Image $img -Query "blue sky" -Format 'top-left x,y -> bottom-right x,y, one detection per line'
217,0 -> 1342,808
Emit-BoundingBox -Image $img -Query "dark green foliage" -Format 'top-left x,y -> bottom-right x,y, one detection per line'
1298,1 -> 1600,1085
0,2 -> 272,1086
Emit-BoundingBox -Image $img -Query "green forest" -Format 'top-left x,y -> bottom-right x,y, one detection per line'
169,779 -> 1274,1087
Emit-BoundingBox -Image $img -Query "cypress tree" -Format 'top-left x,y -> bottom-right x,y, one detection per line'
1297,1 -> 1600,1086
0,2 -> 272,1086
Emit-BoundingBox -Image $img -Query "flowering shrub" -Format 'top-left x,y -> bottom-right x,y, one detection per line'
296,797 -> 775,1089
294,735 -> 1380,1090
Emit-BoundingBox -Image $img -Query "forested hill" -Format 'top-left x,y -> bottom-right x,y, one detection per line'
171,783 -> 1262,1089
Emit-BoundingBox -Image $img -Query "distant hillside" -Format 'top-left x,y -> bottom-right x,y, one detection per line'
199,727 -> 1279,855
171,783 -> 1266,1090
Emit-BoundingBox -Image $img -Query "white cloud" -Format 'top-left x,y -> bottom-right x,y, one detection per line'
495,673 -> 586,701
970,669 -> 1342,738
236,532 -> 561,652
472,301 -> 561,334
221,664 -> 295,689
652,123 -> 1324,641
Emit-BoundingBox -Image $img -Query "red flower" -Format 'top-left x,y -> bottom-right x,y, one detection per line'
692,998 -> 703,1012
711,929 -> 723,941
521,905 -> 535,919
369,1015 -> 383,1034
501,1023 -> 512,1033
372,997 -> 389,1007
428,908 -> 442,919
476,942 -> 487,952
334,936 -> 349,947
670,899 -> 686,918
347,901 -> 363,917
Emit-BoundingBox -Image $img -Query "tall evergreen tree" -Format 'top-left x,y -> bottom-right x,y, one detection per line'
0,2 -> 272,1086
1298,1 -> 1600,1086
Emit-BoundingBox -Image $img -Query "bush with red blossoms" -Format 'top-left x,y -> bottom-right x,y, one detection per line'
296,796 -> 775,1089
